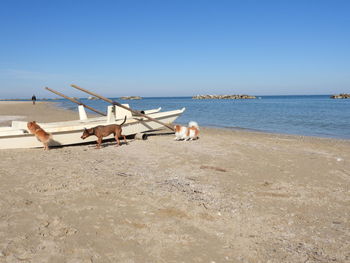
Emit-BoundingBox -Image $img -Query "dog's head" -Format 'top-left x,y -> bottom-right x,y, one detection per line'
174,125 -> 182,133
81,128 -> 92,140
27,121 -> 39,133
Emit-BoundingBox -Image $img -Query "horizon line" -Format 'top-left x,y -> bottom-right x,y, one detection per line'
0,94 -> 340,100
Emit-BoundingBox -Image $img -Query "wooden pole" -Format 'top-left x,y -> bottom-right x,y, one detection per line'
45,87 -> 106,116
70,84 -> 175,131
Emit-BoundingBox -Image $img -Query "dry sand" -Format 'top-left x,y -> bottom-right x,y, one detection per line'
0,101 -> 349,263
0,101 -> 90,126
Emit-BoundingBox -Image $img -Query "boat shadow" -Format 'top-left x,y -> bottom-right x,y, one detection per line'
48,129 -> 175,149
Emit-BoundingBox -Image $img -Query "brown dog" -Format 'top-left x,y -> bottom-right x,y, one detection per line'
27,121 -> 52,150
81,116 -> 127,148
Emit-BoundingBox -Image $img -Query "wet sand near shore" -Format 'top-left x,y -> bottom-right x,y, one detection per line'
0,101 -> 349,262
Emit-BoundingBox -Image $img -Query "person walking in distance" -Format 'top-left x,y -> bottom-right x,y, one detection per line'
31,94 -> 36,105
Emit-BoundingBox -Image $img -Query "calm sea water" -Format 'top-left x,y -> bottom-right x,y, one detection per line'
56,95 -> 350,139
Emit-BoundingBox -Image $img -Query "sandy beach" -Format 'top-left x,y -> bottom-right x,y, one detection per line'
0,101 -> 349,263
0,101 -> 90,126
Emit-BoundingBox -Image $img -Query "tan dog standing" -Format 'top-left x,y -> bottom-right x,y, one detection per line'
81,116 -> 127,149
27,121 -> 52,150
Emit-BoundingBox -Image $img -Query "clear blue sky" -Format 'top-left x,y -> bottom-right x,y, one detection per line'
0,0 -> 349,98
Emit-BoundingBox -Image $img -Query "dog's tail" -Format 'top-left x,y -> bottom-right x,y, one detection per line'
119,115 -> 127,126
188,121 -> 199,130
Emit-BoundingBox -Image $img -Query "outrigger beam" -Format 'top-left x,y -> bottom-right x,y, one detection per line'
45,87 -> 106,116
70,84 -> 175,131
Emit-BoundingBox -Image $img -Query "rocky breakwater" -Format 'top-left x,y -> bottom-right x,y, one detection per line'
120,96 -> 142,100
193,94 -> 256,99
331,93 -> 350,99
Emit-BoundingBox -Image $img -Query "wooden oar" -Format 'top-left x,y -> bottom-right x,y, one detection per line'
71,84 -> 175,131
45,87 -> 106,116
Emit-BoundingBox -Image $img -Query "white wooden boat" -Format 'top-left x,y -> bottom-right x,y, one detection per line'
0,104 -> 185,149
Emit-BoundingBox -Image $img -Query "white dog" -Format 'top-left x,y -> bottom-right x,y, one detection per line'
174,121 -> 200,141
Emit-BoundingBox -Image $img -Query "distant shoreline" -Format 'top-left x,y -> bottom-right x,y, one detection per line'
0,94 -> 339,100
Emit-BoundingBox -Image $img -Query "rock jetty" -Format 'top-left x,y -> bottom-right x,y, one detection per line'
330,93 -> 350,99
120,96 -> 142,100
193,94 -> 256,99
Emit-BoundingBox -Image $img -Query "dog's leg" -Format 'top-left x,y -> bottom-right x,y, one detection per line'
115,131 -> 127,146
96,137 -> 102,149
122,135 -> 127,145
114,133 -> 121,146
119,128 -> 127,145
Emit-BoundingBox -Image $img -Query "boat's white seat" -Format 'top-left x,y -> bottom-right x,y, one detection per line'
0,129 -> 28,136
115,104 -> 133,119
